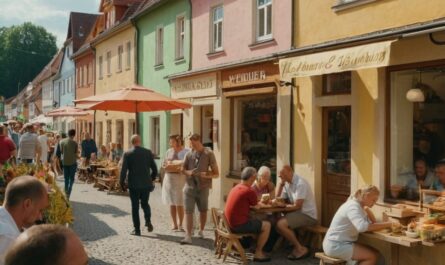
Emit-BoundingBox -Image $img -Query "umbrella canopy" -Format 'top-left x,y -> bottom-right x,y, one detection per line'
74,85 -> 192,113
45,106 -> 90,117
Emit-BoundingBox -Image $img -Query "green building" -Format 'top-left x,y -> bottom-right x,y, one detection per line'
134,0 -> 190,164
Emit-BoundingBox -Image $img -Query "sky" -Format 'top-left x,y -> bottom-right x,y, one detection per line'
0,0 -> 101,48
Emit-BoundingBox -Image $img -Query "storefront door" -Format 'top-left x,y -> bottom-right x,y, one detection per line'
322,106 -> 351,226
201,105 -> 214,149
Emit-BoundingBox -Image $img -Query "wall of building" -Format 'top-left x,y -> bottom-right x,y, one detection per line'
95,26 -> 136,151
58,42 -> 75,107
137,0 -> 191,164
191,0 -> 292,69
295,0 -> 445,47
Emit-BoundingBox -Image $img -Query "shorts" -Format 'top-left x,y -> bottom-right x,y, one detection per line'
231,219 -> 262,234
323,239 -> 354,262
184,186 -> 210,214
285,211 -> 317,229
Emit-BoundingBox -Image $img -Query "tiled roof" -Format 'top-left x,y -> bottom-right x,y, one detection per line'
31,49 -> 64,84
67,12 -> 101,53
133,0 -> 163,17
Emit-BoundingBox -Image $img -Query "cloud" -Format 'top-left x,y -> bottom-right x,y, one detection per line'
0,0 -> 100,47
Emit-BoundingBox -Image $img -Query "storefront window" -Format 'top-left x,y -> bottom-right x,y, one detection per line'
323,71 -> 351,95
232,95 -> 276,175
389,67 -> 445,201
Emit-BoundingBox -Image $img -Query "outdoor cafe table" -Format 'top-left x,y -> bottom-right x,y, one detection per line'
250,205 -> 300,214
360,230 -> 423,265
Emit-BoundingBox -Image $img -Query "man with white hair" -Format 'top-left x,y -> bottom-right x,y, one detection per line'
120,134 -> 158,236
251,166 -> 276,201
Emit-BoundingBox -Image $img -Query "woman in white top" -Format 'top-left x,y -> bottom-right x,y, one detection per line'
161,135 -> 189,231
323,185 -> 393,265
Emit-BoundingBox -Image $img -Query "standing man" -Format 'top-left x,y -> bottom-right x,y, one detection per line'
120,134 -> 158,236
180,133 -> 219,245
5,224 -> 88,265
0,125 -> 16,165
17,124 -> 40,164
276,165 -> 318,260
80,132 -> 97,165
60,129 -> 78,199
225,167 -> 271,262
37,129 -> 50,164
0,176 -> 49,265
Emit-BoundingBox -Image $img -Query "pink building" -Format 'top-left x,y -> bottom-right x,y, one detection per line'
169,0 -> 293,208
191,0 -> 292,69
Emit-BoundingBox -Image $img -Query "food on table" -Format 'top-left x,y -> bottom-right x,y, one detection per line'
407,220 -> 417,232
391,222 -> 402,234
261,193 -> 270,204
405,230 -> 419,238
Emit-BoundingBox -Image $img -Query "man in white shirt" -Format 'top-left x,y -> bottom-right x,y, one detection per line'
18,124 -> 41,164
0,176 -> 49,265
276,165 -> 318,260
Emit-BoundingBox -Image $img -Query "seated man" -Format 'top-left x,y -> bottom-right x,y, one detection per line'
5,224 -> 88,265
224,167 -> 271,262
276,165 -> 318,260
403,158 -> 435,199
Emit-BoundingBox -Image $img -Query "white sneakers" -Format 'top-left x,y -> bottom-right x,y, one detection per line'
197,230 -> 204,239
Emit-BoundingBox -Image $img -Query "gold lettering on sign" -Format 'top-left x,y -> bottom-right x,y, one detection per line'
279,41 -> 393,78
173,80 -> 214,93
228,70 -> 267,84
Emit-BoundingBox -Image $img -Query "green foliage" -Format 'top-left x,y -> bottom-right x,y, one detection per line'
0,22 -> 57,98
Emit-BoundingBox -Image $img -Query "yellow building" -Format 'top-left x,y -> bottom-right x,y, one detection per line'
92,1 -> 140,151
280,1 -> 445,264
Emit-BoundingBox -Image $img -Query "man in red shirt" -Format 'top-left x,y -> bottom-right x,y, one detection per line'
225,167 -> 271,262
0,125 -> 16,164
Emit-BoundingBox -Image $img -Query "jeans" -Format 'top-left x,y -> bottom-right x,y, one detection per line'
129,188 -> 151,231
63,164 -> 77,198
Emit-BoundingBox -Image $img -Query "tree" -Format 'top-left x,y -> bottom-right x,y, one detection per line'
0,22 -> 57,99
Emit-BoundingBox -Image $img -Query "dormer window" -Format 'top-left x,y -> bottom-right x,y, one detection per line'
106,7 -> 116,29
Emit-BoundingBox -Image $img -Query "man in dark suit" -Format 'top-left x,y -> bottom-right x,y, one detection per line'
120,134 -> 158,236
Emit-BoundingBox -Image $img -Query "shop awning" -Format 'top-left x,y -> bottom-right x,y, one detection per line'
279,40 -> 394,79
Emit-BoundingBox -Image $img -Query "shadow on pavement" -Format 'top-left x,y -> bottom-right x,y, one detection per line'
142,233 -> 214,251
71,201 -> 128,242
89,257 -> 116,265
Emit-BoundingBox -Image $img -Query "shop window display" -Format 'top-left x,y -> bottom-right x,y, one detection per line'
390,67 -> 445,201
233,96 -> 276,176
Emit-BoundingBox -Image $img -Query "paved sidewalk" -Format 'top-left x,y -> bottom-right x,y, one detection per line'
66,179 -> 318,265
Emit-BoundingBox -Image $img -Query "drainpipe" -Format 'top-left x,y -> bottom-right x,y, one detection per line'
131,17 -> 140,136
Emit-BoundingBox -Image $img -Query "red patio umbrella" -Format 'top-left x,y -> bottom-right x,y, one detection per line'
73,84 -> 192,132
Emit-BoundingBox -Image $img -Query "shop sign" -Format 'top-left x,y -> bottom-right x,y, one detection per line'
228,70 -> 267,85
171,73 -> 217,99
280,40 -> 394,79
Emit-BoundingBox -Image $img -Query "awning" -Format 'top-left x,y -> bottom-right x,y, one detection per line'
279,40 -> 394,79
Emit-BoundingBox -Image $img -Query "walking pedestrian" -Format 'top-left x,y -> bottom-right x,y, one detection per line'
17,124 -> 40,164
119,134 -> 158,236
4,224 -> 88,265
161,135 -> 189,231
0,176 -> 49,265
0,125 -> 16,165
60,129 -> 78,199
180,133 -> 219,245
37,129 -> 50,164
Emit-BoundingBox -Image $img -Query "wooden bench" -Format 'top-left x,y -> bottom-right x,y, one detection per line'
96,177 -> 118,192
315,252 -> 346,265
300,224 -> 328,250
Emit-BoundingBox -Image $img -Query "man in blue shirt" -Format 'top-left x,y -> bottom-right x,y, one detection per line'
80,132 -> 97,164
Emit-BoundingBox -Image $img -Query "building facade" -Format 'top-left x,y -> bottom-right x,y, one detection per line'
169,0 -> 293,208
135,0 -> 191,165
93,0 -> 141,151
280,1 -> 445,263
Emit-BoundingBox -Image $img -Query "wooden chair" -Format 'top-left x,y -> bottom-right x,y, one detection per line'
315,252 -> 347,265
215,211 -> 257,265
211,208 -> 225,256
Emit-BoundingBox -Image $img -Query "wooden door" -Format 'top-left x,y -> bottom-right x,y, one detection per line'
322,106 -> 351,226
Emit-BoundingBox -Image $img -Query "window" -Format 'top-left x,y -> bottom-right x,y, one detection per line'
322,72 -> 351,95
106,120 -> 112,145
155,26 -> 164,66
99,56 -> 103,79
211,6 -> 223,52
83,66 -> 87,87
106,51 -> 112,75
150,116 -> 160,157
389,67 -> 445,202
86,64 -> 90,85
117,45 -> 123,72
126,41 -> 131,70
89,62 -> 93,84
256,0 -> 272,41
62,80 -> 65,95
232,96 -> 277,176
176,16 -> 185,59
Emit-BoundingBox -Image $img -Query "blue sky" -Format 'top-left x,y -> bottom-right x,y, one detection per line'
0,0 -> 101,47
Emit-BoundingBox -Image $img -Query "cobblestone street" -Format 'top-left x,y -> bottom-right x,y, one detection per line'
66,179 -> 318,265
